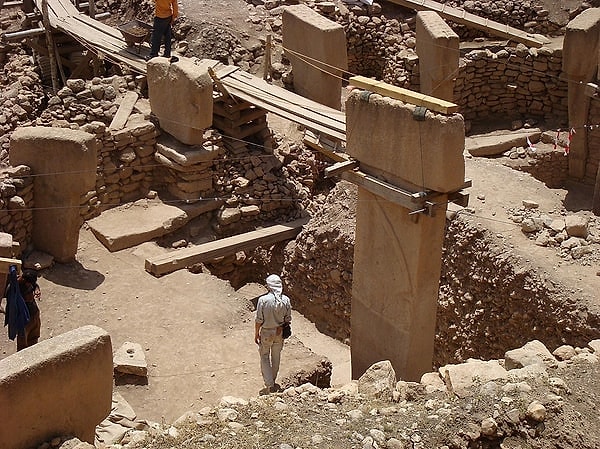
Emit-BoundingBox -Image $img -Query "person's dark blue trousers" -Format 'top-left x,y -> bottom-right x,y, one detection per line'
150,16 -> 172,58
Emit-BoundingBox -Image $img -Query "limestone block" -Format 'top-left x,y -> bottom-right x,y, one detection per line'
346,91 -> 465,192
9,127 -> 97,262
562,8 -> 600,178
156,133 -> 223,166
113,341 -> 148,377
416,11 -> 459,102
283,5 -> 347,110
88,199 -> 192,252
0,325 -> 113,449
564,215 -> 588,237
504,340 -> 558,370
0,232 -> 13,257
563,8 -> 600,82
438,359 -> 508,397
147,57 -> 213,145
357,360 -> 396,400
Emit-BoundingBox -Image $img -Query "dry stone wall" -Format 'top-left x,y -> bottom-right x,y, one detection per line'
0,165 -> 33,248
308,3 -> 569,124
455,44 -> 568,122
27,75 -> 157,221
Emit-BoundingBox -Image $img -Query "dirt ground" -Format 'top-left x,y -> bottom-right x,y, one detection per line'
0,223 -> 352,423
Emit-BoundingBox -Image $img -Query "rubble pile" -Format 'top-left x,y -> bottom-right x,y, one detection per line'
509,201 -> 600,264
210,135 -> 314,236
35,75 -> 141,127
42,339 -> 600,449
0,54 -> 46,164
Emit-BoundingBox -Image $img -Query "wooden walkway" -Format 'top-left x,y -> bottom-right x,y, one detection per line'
387,0 -> 550,48
213,63 -> 346,141
32,0 -> 147,73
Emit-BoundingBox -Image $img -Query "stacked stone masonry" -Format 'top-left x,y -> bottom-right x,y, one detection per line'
318,4 -> 568,124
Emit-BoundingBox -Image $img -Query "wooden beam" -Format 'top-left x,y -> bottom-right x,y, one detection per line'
145,218 -> 308,276
342,169 -> 425,210
349,75 -> 459,114
303,129 -> 347,162
324,160 -> 358,178
0,257 -> 21,274
385,0 -> 549,48
2,28 -> 45,40
108,90 -> 139,130
41,0 -> 59,92
263,33 -> 272,81
593,163 -> 600,216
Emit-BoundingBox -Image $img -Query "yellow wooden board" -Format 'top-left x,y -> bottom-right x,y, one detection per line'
0,257 -> 21,274
349,75 -> 459,114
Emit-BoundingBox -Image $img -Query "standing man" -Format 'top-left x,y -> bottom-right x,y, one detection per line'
148,0 -> 178,59
254,274 -> 291,393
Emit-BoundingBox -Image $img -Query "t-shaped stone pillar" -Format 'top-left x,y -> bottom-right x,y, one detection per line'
562,8 -> 600,179
9,127 -> 97,262
416,11 -> 459,102
346,90 -> 465,381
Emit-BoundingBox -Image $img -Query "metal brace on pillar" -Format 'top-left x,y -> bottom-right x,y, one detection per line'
327,159 -> 470,216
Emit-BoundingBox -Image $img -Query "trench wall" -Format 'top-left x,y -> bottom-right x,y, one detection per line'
275,182 -> 600,368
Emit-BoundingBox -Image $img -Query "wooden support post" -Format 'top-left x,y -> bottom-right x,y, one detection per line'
263,33 -> 272,81
88,0 -> 95,18
41,0 -> 59,92
208,66 -> 237,103
593,163 -> 600,216
54,44 -> 67,85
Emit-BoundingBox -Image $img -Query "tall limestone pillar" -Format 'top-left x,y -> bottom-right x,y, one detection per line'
562,8 -> 600,179
283,5 -> 347,110
416,11 -> 459,102
10,127 -> 97,262
346,90 -> 465,381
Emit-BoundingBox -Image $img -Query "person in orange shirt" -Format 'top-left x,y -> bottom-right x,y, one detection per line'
148,0 -> 178,59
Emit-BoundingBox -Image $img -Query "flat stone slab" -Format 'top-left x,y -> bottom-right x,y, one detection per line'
113,342 -> 147,377
88,198 -> 222,252
466,129 -> 541,156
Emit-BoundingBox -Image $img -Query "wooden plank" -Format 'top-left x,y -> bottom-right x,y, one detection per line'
108,91 -> 139,130
0,257 -> 21,274
303,129 -> 347,162
213,106 -> 266,128
221,72 -> 346,141
349,75 -> 459,114
386,0 -> 549,48
342,170 -> 424,210
145,218 -> 308,276
324,160 -> 358,178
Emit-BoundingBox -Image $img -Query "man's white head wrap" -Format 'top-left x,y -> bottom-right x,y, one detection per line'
266,274 -> 283,302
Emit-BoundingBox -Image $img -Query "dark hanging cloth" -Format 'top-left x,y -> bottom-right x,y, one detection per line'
4,265 -> 30,340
